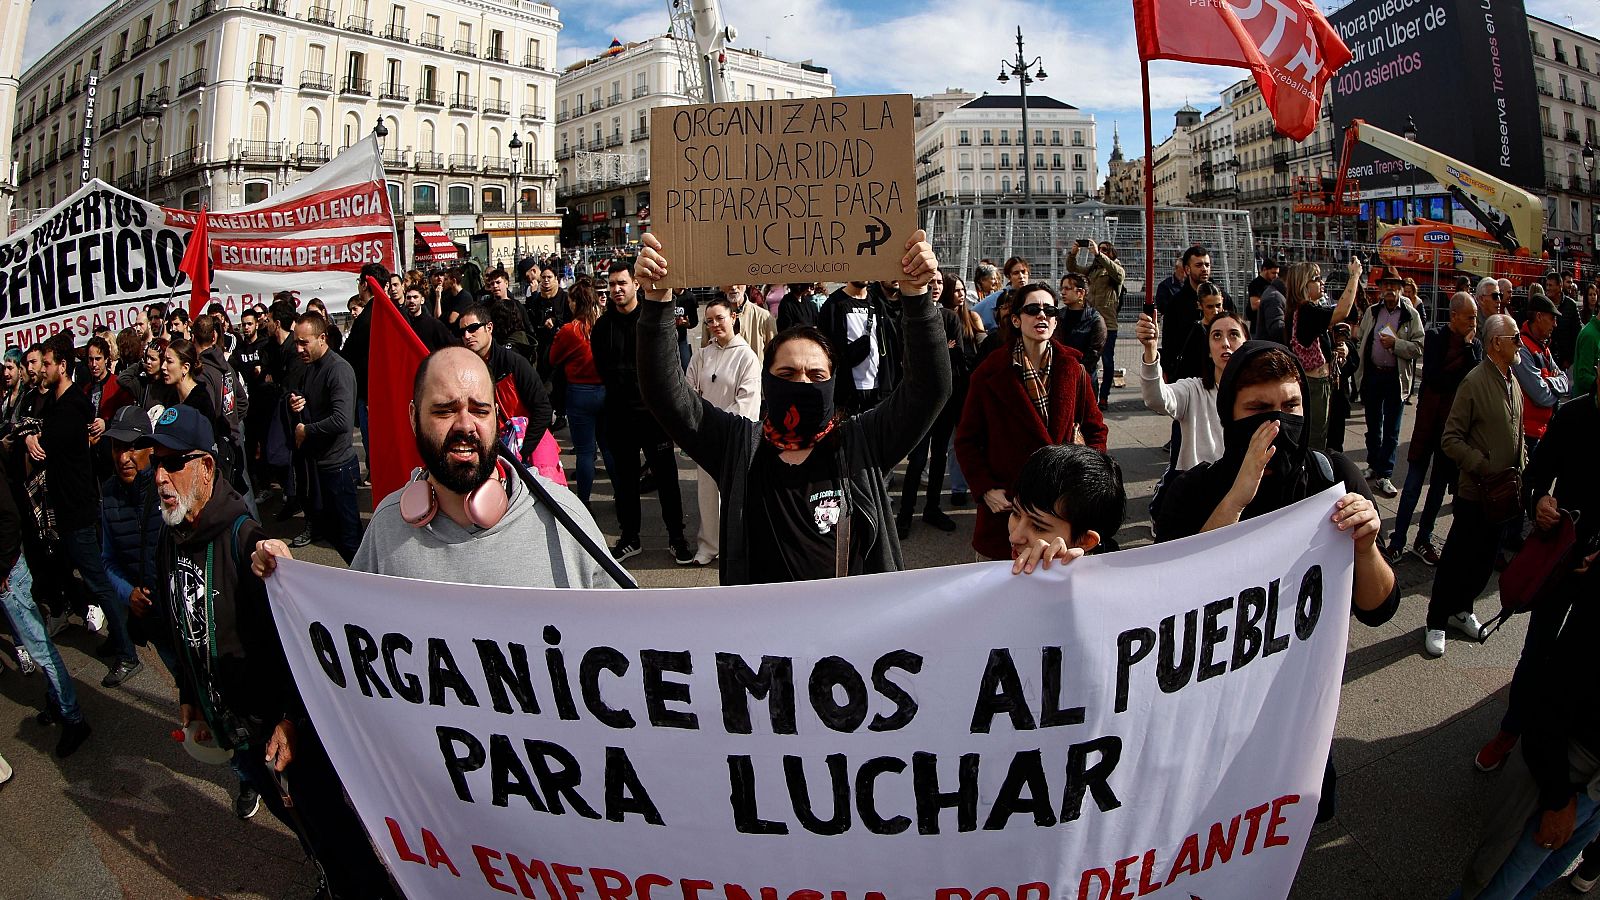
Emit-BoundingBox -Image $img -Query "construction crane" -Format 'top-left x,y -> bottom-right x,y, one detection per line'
1329,119 -> 1548,283
668,0 -> 736,103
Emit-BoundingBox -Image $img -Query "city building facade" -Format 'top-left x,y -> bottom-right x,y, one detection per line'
1150,102 -> 1199,207
553,35 -> 834,248
1187,103 -> 1236,209
914,94 -> 1098,206
10,0 -> 563,262
1530,15 -> 1600,265
1099,125 -> 1143,205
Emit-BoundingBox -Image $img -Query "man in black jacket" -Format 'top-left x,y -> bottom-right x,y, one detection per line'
286,314 -> 361,562
143,405 -> 394,899
593,260 -> 689,564
25,337 -> 139,689
818,281 -> 897,414
456,303 -> 552,460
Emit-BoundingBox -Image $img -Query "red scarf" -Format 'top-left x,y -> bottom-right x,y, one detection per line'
761,413 -> 837,452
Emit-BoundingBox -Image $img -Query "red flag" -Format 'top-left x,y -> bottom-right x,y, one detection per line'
177,205 -> 212,319
1133,0 -> 1351,140
368,292 -> 428,506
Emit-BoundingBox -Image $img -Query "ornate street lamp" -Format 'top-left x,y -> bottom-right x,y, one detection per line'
998,28 -> 1047,201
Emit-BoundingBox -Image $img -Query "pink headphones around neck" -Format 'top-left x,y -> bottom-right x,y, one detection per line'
398,463 -> 511,529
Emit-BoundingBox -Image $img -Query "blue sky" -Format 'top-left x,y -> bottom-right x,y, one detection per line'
23,0 -> 1600,178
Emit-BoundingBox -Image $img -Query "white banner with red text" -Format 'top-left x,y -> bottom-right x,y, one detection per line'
0,135 -> 395,349
265,486 -> 1354,900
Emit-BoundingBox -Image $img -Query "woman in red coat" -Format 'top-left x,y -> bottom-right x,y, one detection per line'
955,282 -> 1109,560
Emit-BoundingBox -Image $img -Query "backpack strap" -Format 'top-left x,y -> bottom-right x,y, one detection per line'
229,514 -> 250,566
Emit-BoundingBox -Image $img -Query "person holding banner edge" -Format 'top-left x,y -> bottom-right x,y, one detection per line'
633,230 -> 950,586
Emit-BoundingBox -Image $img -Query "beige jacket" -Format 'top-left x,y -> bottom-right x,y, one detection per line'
1066,251 -> 1127,331
1441,359 -> 1525,502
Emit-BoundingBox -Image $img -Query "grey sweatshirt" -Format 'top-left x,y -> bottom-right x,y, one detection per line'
353,470 -> 622,589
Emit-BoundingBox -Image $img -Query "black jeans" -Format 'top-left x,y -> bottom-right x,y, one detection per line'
900,380 -> 964,519
311,458 -> 363,563
606,406 -> 684,545
1427,499 -> 1501,630
234,724 -> 398,899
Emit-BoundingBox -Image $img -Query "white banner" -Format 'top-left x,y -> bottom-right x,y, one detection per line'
0,136 -> 395,349
266,486 -> 1355,900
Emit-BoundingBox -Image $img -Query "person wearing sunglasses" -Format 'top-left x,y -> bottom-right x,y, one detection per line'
1282,257 -> 1363,452
956,282 -> 1108,561
141,404 -> 393,898
455,303 -> 553,466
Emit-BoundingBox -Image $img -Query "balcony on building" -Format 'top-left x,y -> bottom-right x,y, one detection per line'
608,93 -> 622,106
1536,79 -> 1553,96
483,98 -> 509,116
381,148 -> 406,168
305,3 -> 334,25
155,19 -> 183,42
189,0 -> 221,24
248,63 -> 284,85
447,194 -> 473,214
453,40 -> 477,57
522,54 -> 545,70
415,88 -> 444,107
483,155 -> 510,173
418,32 -> 444,50
119,100 -> 141,123
450,93 -> 477,111
240,140 -> 284,164
168,147 -> 200,175
525,160 -> 555,177
340,76 -> 371,97
521,105 -> 547,122
1568,128 -> 1583,142
554,146 -> 572,161
255,0 -> 286,14
380,82 -> 409,102
605,131 -> 622,148
630,125 -> 648,142
300,70 -> 333,92
484,45 -> 509,63
344,15 -> 373,35
633,85 -> 650,99
448,153 -> 476,171
179,67 -> 207,95
297,142 -> 330,165
413,151 -> 444,170
129,34 -> 151,57
382,24 -> 409,42
588,99 -> 602,113
106,50 -> 126,71
143,87 -> 170,111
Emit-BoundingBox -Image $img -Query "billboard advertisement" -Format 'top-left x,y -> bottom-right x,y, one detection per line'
1330,0 -> 1542,192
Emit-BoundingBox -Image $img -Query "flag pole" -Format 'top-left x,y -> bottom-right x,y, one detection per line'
1140,57 -> 1156,313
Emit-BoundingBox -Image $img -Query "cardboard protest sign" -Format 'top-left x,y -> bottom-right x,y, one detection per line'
649,94 -> 916,288
0,136 -> 395,349
265,486 -> 1356,900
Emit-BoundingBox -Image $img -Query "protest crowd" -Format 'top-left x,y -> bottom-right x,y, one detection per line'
0,224 -> 1597,899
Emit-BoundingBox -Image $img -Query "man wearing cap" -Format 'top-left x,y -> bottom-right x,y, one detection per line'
1249,257 -> 1287,345
1516,293 -> 1572,463
96,406 -> 163,681
143,405 -> 394,898
1353,273 -> 1425,498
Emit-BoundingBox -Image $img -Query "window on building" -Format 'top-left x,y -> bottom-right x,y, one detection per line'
488,77 -> 502,101
981,129 -> 992,145
481,185 -> 504,212
449,184 -> 472,213
421,65 -> 436,93
389,5 -> 403,26
413,183 -> 438,214
307,43 -> 326,74
958,130 -> 969,145
244,181 -> 271,204
455,71 -> 469,95
346,51 -> 365,82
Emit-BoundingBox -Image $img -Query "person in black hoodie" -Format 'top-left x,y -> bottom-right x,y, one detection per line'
634,230 -> 949,586
143,405 -> 394,899
1154,340 -> 1398,822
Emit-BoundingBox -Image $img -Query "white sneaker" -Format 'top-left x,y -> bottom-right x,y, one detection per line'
1572,865 -> 1600,892
1423,629 -> 1446,657
84,605 -> 106,634
1363,466 -> 1378,480
0,751 -> 11,786
691,550 -> 717,566
1448,612 -> 1484,642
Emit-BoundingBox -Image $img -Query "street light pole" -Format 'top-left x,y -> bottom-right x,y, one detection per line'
139,100 -> 167,199
1402,116 -> 1418,223
997,27 -> 1047,201
509,132 -> 523,263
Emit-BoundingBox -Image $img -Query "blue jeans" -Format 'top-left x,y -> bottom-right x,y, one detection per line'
313,458 -> 363,563
1099,329 -> 1117,408
1459,791 -> 1600,899
1361,368 -> 1404,478
947,431 -> 968,494
62,524 -> 134,664
564,383 -> 610,504
1389,450 -> 1455,551
1,556 -> 83,724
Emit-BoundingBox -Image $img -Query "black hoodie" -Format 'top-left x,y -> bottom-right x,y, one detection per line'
158,477 -> 300,748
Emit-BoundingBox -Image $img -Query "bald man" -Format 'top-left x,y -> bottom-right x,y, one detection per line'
255,347 -> 621,588
1387,292 -> 1483,565
1425,313 -> 1524,658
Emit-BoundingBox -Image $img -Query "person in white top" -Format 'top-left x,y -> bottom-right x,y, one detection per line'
1137,308 -> 1247,471
684,296 -> 763,565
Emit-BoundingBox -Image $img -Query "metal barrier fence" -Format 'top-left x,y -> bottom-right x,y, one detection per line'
920,203 -> 1258,319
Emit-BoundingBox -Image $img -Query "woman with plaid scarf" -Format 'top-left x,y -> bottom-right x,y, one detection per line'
956,282 -> 1109,561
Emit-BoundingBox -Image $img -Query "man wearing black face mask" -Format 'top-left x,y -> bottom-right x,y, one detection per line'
1154,340 -> 1398,823
633,231 -> 950,585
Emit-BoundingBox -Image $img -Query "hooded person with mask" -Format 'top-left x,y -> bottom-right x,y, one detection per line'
633,231 -> 950,586
1154,340 -> 1398,822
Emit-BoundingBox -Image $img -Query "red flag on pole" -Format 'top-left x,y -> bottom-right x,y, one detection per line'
1132,0 -> 1351,140
177,205 -> 212,319
367,284 -> 428,506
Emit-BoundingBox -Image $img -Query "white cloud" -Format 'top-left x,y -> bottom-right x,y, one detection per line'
22,0 -> 115,72
1527,0 -> 1600,35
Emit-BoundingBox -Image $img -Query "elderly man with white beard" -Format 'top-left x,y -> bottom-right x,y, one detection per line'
141,404 -> 395,899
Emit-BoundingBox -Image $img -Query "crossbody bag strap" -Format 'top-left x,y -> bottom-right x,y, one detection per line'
834,480 -> 852,579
